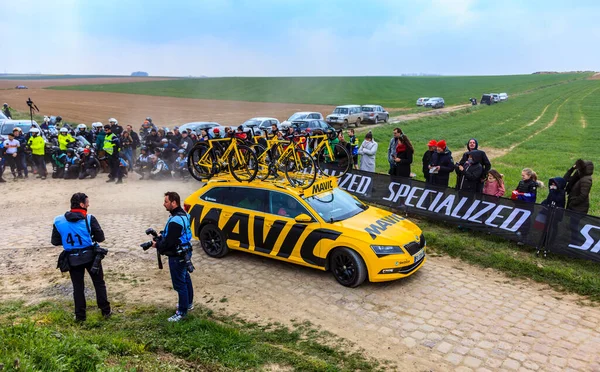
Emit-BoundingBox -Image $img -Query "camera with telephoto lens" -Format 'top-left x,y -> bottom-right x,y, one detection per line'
90,243 -> 109,275
140,228 -> 161,250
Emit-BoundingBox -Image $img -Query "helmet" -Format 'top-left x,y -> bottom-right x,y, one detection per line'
43,116 -> 50,123
2,103 -> 7,108
83,148 -> 91,155
12,127 -> 22,132
56,116 -> 62,122
140,146 -> 148,152
92,122 -> 103,128
177,149 -> 185,154
30,128 -> 40,134
146,117 -> 152,122
77,123 -> 87,130
59,127 -> 68,133
66,148 -> 75,155
108,118 -> 118,124
213,128 -> 220,133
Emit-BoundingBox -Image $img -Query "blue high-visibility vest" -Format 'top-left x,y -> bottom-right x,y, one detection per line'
54,214 -> 93,250
164,213 -> 192,246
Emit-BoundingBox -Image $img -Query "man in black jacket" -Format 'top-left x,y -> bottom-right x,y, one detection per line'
126,125 -> 141,166
51,193 -> 111,321
179,130 -> 194,155
152,192 -> 194,322
429,140 -> 454,188
145,128 -> 161,152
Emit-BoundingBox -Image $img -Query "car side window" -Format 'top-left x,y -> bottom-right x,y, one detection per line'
269,192 -> 310,219
201,187 -> 226,203
237,188 -> 267,213
308,113 -> 316,119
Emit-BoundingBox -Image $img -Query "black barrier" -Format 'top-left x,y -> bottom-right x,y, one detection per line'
322,167 -> 600,264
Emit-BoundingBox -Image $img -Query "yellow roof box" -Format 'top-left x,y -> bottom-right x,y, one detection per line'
303,176 -> 338,197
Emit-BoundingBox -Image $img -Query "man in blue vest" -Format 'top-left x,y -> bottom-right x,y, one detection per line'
152,191 -> 194,322
51,193 -> 111,321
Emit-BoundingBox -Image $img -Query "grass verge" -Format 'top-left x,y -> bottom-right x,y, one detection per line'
0,301 -> 382,371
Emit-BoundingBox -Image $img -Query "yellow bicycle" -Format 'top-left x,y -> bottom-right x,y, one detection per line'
303,131 -> 352,177
187,137 -> 258,182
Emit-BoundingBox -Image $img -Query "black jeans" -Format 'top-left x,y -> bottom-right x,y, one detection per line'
69,261 -> 111,320
33,154 -> 47,177
108,153 -> 121,180
169,252 -> 193,315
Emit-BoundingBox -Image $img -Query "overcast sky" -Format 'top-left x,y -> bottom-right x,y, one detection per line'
3,0 -> 599,77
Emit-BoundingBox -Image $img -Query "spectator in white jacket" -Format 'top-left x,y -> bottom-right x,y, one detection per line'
358,132 -> 378,172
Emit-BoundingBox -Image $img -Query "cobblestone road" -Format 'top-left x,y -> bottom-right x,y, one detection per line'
1,176 -> 599,371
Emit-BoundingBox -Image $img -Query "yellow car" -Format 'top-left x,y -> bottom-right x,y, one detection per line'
183,176 -> 426,287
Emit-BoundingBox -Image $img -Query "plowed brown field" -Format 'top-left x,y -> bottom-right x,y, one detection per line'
0,78 -> 335,126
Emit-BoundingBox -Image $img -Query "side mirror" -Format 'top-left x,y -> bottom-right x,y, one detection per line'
294,214 -> 313,223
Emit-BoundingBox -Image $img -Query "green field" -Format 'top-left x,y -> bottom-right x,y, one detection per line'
363,78 -> 600,214
48,73 -> 590,107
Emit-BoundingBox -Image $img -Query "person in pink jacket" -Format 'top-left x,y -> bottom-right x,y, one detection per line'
483,169 -> 505,197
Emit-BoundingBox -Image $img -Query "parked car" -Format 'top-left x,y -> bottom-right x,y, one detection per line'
281,112 -> 323,128
326,105 -> 363,128
361,105 -> 389,124
424,97 -> 445,109
242,117 -> 281,134
0,120 -> 45,142
498,93 -> 508,101
491,93 -> 500,103
480,94 -> 494,105
291,119 -> 334,134
178,121 -> 221,135
15,85 -> 28,89
416,97 -> 430,106
0,112 -> 7,121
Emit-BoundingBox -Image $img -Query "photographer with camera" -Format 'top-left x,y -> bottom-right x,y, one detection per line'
51,193 -> 111,322
149,191 -> 194,322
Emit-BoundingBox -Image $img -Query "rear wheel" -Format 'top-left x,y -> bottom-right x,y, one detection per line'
249,144 -> 271,181
283,149 -> 317,189
316,143 -> 351,177
187,143 -> 213,181
199,224 -> 229,258
384,115 -> 388,123
229,144 -> 258,182
342,120 -> 349,129
330,248 -> 367,287
355,118 -> 361,127
374,116 -> 378,124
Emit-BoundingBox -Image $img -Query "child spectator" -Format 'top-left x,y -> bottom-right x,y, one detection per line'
541,177 -> 566,208
483,169 -> 506,197
511,168 -> 544,203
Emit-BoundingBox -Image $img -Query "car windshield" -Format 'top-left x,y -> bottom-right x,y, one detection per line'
295,121 -> 310,129
0,112 -> 6,120
243,119 -> 262,127
361,107 -> 374,112
1,123 -> 32,135
333,108 -> 348,114
289,113 -> 308,121
304,188 -> 367,223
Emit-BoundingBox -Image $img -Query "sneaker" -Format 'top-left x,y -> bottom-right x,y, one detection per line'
176,303 -> 194,311
168,312 -> 185,322
41,176 -> 46,180
103,311 -> 112,319
36,175 -> 42,178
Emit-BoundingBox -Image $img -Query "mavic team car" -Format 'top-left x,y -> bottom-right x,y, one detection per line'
184,176 -> 426,287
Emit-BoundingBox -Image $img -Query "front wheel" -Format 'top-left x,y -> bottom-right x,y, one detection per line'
199,224 -> 229,258
330,248 -> 367,287
228,144 -> 258,182
316,143 -> 352,178
187,143 -> 213,181
283,149 -> 317,189
342,120 -> 349,129
374,116 -> 378,124
355,118 -> 361,127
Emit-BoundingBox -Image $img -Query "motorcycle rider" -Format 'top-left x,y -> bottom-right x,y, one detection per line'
103,125 -> 122,184
27,128 -> 47,179
108,118 -> 123,136
76,124 -> 94,145
64,149 -> 81,179
135,146 -> 151,179
149,154 -> 171,179
78,148 -> 99,179
58,127 -> 76,154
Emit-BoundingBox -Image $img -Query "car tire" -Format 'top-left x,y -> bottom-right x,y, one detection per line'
330,248 -> 367,287
384,115 -> 388,123
199,224 -> 229,258
343,120 -> 349,129
355,118 -> 361,127
374,116 -> 378,124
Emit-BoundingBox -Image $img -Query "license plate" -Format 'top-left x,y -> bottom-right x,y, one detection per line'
413,249 -> 425,262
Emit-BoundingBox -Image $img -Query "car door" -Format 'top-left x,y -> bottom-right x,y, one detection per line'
219,187 -> 267,252
265,190 -> 324,267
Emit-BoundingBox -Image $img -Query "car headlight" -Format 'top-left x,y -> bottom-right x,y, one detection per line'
370,245 -> 404,255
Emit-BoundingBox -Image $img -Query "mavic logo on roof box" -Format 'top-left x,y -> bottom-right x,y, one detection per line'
305,177 -> 337,197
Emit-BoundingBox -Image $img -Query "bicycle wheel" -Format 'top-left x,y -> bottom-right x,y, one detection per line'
249,143 -> 271,181
229,144 -> 258,182
187,142 -> 214,181
283,148 -> 317,189
316,143 -> 351,177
